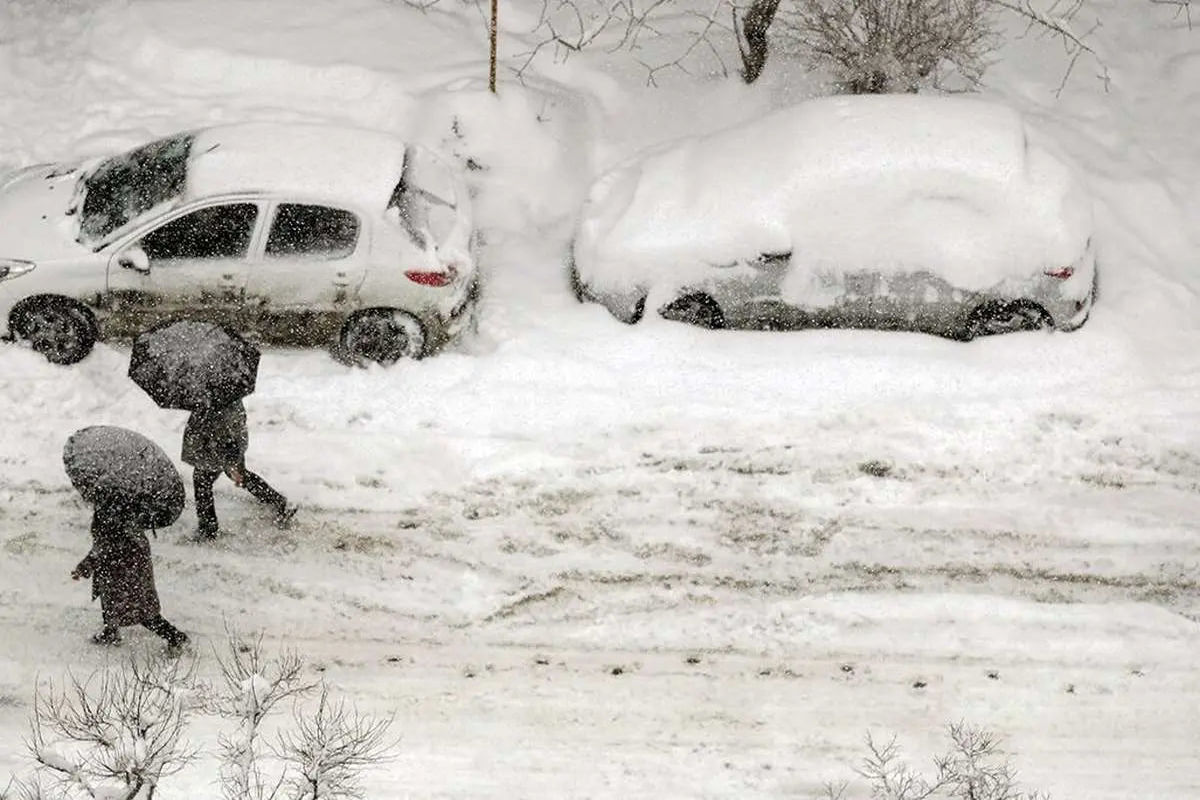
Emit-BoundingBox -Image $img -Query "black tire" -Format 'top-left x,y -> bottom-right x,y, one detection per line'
567,255 -> 586,303
659,293 -> 725,329
10,298 -> 97,365
339,308 -> 427,366
963,299 -> 1051,340
627,294 -> 647,325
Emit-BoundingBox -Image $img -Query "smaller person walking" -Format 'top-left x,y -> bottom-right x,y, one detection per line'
71,497 -> 188,653
183,399 -> 296,540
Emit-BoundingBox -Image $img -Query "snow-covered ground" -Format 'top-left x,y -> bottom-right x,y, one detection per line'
0,0 -> 1198,796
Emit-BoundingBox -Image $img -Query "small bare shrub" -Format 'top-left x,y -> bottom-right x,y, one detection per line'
277,687 -> 395,800
3,631 -> 396,800
22,648 -> 197,800
213,628 -> 396,800
777,0 -> 997,93
214,629 -> 316,800
823,722 -> 1050,799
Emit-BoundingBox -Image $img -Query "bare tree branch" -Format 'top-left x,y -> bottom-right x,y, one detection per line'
513,0 -> 733,84
988,0 -> 1110,94
1150,0 -> 1192,28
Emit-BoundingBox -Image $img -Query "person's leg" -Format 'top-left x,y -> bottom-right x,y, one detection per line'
193,467 -> 221,537
94,590 -> 123,645
239,465 -> 286,510
242,467 -> 298,527
143,615 -> 188,650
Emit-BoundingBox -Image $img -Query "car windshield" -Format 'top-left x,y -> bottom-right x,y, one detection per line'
77,133 -> 194,246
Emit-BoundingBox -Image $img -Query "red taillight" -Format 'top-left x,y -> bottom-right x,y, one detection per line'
1045,266 -> 1075,280
404,265 -> 457,287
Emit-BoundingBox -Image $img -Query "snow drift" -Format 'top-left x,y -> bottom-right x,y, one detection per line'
573,94 -> 1095,301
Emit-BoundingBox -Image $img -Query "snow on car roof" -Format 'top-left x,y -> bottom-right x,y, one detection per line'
186,123 -> 407,211
575,94 -> 1093,293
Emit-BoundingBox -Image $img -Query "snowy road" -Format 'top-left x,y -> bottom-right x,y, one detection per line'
2,361 -> 1198,797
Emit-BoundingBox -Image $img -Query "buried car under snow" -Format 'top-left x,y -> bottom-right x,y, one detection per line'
570,95 -> 1097,340
0,122 -> 477,365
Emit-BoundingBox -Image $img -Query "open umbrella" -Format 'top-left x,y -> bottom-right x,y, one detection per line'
129,319 -> 260,412
63,426 -> 185,530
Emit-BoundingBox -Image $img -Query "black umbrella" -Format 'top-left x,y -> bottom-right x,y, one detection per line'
63,426 -> 185,530
129,320 -> 260,411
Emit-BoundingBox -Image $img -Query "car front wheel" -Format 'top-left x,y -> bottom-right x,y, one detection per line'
660,293 -> 725,329
11,300 -> 97,365
340,309 -> 427,366
963,300 -> 1050,340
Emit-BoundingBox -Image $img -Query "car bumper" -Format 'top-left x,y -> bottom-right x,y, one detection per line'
1050,292 -> 1093,332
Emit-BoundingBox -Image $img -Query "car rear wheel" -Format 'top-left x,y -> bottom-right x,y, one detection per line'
340,308 -> 427,366
11,299 -> 97,365
660,293 -> 725,329
963,299 -> 1051,340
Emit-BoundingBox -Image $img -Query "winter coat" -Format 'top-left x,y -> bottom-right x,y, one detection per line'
75,506 -> 161,628
182,400 -> 248,469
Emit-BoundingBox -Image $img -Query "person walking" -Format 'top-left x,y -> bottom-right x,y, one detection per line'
183,398 -> 296,540
71,496 -> 188,653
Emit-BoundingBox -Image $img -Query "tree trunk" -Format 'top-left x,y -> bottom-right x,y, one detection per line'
736,0 -> 782,84
489,0 -> 498,93
846,70 -> 889,94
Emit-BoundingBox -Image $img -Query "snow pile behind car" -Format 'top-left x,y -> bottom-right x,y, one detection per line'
573,94 -> 1094,303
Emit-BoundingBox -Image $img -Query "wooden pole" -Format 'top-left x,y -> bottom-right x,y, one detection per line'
489,0 -> 498,93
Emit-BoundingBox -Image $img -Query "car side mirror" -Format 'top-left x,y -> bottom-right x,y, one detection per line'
118,246 -> 150,275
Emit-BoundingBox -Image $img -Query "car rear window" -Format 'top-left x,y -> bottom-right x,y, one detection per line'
386,146 -> 457,250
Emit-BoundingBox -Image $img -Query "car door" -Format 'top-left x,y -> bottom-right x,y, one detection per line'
103,201 -> 261,336
243,201 -> 366,344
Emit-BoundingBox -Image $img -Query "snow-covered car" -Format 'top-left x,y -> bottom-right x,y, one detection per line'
570,95 -> 1097,340
0,122 -> 478,365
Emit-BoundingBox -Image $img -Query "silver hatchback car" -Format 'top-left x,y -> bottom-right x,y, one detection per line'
0,122 -> 478,365
571,95 -> 1097,340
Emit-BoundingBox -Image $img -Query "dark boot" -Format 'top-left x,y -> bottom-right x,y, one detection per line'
193,467 -> 221,539
274,501 -> 298,528
144,616 -> 189,656
91,626 -> 121,646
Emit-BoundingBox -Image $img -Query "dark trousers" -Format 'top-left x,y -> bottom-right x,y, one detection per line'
143,615 -> 187,645
194,461 -> 286,534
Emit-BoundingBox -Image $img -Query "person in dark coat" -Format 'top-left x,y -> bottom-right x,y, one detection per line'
183,399 -> 296,540
71,497 -> 188,651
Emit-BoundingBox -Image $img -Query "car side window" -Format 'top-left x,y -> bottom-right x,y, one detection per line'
265,204 -> 359,259
139,203 -> 259,262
